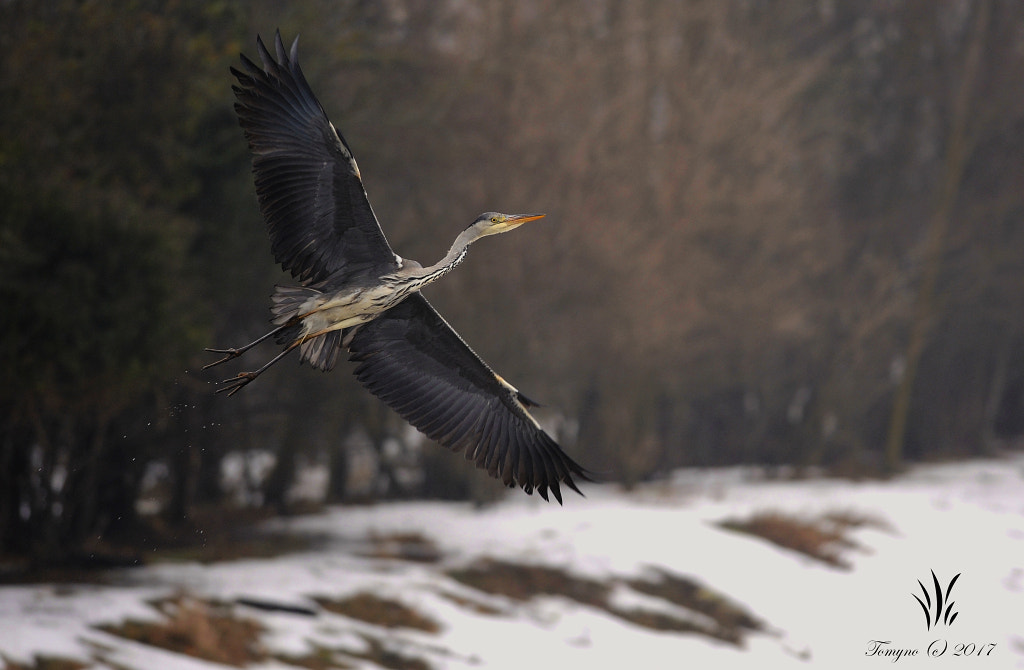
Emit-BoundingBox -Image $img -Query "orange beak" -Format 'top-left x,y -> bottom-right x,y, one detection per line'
507,213 -> 546,224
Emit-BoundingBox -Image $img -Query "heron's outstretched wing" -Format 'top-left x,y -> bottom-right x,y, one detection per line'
231,32 -> 397,283
346,294 -> 588,503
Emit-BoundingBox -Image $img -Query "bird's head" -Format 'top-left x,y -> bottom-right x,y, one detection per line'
470,212 -> 546,238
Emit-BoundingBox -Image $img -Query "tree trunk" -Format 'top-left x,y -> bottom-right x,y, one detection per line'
884,1 -> 990,471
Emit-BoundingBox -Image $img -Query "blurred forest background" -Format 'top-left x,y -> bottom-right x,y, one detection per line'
3,0 -> 1024,566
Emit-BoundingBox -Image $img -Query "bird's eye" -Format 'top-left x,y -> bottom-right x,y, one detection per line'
490,216 -> 499,223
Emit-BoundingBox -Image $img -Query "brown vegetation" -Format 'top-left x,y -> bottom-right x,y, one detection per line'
24,550 -> 775,667
0,657 -> 89,670
100,592 -> 437,670
627,568 -> 763,641
101,596 -> 264,667
448,558 -> 609,606
316,593 -> 441,633
718,509 -> 890,569
447,558 -> 762,645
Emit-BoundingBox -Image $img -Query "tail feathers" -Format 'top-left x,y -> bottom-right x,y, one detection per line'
270,321 -> 342,372
274,323 -> 301,346
271,284 -> 320,325
300,329 -> 343,371
271,285 -> 341,371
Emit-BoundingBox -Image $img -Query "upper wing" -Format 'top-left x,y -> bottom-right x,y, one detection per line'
231,32 -> 398,283
346,294 -> 588,503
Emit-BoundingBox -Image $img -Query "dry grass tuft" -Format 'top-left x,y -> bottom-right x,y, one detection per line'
609,607 -> 708,636
822,509 -> 894,534
0,656 -> 89,670
447,559 -> 609,607
316,593 -> 441,633
355,635 -> 433,670
718,509 -> 889,568
103,591 -> 439,670
435,589 -> 505,616
627,568 -> 764,643
100,595 -> 263,667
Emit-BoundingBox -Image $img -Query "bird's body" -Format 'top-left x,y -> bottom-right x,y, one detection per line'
270,220 -> 489,366
207,32 -> 588,503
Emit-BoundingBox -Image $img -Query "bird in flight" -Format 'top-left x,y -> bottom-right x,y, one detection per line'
205,32 -> 587,503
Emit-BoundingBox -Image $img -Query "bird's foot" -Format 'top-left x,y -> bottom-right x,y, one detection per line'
215,371 -> 257,396
203,347 -> 244,370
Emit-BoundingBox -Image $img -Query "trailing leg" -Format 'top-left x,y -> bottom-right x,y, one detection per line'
203,323 -> 292,369
215,339 -> 302,396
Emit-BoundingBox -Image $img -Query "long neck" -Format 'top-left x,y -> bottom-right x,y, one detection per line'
409,227 -> 480,285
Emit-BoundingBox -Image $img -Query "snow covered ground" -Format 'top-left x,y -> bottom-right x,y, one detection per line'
1,454 -> 1022,669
